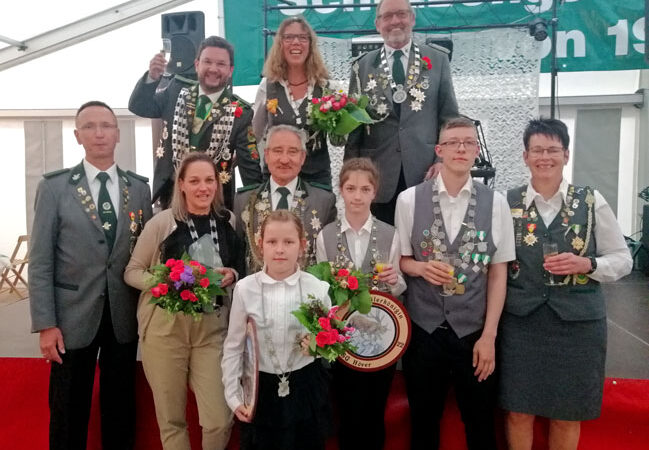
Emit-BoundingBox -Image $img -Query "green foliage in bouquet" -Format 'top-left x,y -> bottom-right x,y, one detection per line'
306,261 -> 372,314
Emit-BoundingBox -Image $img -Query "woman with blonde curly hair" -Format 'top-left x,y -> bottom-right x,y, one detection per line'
252,16 -> 333,187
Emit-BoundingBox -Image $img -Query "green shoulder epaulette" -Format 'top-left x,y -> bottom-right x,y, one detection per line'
308,181 -> 332,192
232,94 -> 252,109
126,170 -> 149,183
237,183 -> 261,193
43,168 -> 70,179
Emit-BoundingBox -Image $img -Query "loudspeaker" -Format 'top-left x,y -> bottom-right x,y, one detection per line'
161,12 -> 205,78
638,204 -> 649,274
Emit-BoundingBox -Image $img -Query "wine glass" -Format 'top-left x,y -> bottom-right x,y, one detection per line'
373,251 -> 389,291
542,242 -> 559,286
161,38 -> 172,77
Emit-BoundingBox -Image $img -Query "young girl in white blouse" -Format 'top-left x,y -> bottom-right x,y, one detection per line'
222,210 -> 332,450
315,157 -> 406,450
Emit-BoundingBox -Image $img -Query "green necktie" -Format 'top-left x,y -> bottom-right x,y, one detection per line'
97,172 -> 117,249
195,94 -> 212,121
392,49 -> 405,85
276,187 -> 290,210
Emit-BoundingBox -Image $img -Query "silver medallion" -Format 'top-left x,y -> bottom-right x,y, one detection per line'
102,202 -> 112,211
477,242 -> 488,252
278,377 -> 290,397
393,86 -> 407,104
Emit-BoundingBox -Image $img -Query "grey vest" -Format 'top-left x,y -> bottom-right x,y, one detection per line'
266,81 -> 329,180
320,218 -> 395,274
406,180 -> 496,337
506,185 -> 605,320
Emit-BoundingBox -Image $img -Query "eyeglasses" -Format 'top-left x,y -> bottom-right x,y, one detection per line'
377,9 -> 411,22
78,123 -> 118,132
439,140 -> 479,151
527,146 -> 565,157
281,34 -> 309,43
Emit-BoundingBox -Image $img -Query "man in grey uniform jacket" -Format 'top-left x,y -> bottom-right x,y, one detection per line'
234,125 -> 337,273
345,0 -> 458,225
29,101 -> 153,450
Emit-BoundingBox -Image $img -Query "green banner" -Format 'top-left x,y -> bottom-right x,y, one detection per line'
224,0 -> 649,86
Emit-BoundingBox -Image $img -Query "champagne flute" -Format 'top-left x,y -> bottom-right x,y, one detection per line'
161,38 -> 172,77
543,242 -> 559,286
373,251 -> 389,291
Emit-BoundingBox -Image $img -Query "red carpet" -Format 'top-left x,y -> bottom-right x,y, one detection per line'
1,357 -> 648,449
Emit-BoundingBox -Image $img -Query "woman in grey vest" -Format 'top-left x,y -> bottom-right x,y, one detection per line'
499,118 -> 632,450
252,16 -> 332,187
315,158 -> 405,450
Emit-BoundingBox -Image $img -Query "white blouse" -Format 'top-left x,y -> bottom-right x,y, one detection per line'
221,269 -> 331,412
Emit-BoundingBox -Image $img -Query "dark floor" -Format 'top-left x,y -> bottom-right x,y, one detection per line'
603,270 -> 649,379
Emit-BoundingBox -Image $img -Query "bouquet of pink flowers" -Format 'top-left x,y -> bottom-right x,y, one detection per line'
307,261 -> 372,315
148,256 -> 226,319
292,296 -> 356,362
308,91 -> 373,145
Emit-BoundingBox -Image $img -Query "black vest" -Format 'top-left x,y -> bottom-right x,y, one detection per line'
505,185 -> 605,320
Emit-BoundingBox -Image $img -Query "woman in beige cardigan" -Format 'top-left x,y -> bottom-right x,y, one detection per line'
125,152 -> 245,450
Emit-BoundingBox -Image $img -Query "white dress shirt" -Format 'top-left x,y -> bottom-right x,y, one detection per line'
269,177 -> 299,211
395,176 -> 516,264
83,159 -> 120,219
221,269 -> 331,412
384,41 -> 411,81
315,214 -> 407,296
523,178 -> 632,282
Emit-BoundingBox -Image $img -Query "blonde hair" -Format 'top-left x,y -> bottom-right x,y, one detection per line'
263,16 -> 329,86
338,157 -> 380,192
171,153 -> 225,222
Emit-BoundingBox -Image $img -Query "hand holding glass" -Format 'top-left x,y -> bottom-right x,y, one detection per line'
440,262 -> 456,296
161,38 -> 172,77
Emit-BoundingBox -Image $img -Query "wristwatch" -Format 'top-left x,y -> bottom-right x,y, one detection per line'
586,256 -> 597,274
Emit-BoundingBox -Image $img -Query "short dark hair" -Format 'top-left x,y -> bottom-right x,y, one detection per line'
523,118 -> 570,150
439,116 -> 476,136
76,100 -> 115,118
196,36 -> 234,66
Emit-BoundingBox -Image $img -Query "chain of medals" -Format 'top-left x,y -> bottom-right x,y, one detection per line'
171,86 -> 234,173
244,180 -> 307,269
259,277 -> 303,397
519,185 -> 595,284
186,215 -> 220,252
379,43 -> 422,105
422,180 -> 488,288
333,217 -> 381,288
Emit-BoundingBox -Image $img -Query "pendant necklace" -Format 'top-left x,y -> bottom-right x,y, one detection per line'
259,274 -> 303,397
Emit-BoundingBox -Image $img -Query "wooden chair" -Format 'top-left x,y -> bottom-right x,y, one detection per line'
0,235 -> 29,298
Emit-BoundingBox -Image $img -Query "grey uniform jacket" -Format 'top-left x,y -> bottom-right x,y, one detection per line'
345,44 -> 459,203
29,162 -> 153,350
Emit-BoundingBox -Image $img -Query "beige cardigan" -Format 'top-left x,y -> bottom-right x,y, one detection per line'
124,209 -> 236,340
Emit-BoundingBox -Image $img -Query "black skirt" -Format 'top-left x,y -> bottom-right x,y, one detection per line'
498,304 -> 607,421
240,361 -> 332,450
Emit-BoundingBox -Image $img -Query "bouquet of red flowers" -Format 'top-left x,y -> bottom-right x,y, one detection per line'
308,91 -> 373,146
307,261 -> 372,315
292,296 -> 356,362
148,256 -> 226,319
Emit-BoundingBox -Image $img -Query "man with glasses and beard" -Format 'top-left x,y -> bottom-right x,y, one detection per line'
345,0 -> 458,225
130,36 -> 263,210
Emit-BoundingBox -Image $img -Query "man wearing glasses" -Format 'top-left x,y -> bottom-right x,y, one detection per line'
396,117 -> 514,449
129,35 -> 263,210
345,0 -> 458,225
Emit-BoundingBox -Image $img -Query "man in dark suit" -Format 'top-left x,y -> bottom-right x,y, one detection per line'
29,101 -> 153,450
129,35 -> 263,210
345,0 -> 459,225
234,124 -> 337,273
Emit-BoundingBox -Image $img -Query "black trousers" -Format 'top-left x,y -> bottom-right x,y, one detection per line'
49,301 -> 137,450
334,362 -> 396,450
402,323 -> 497,450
